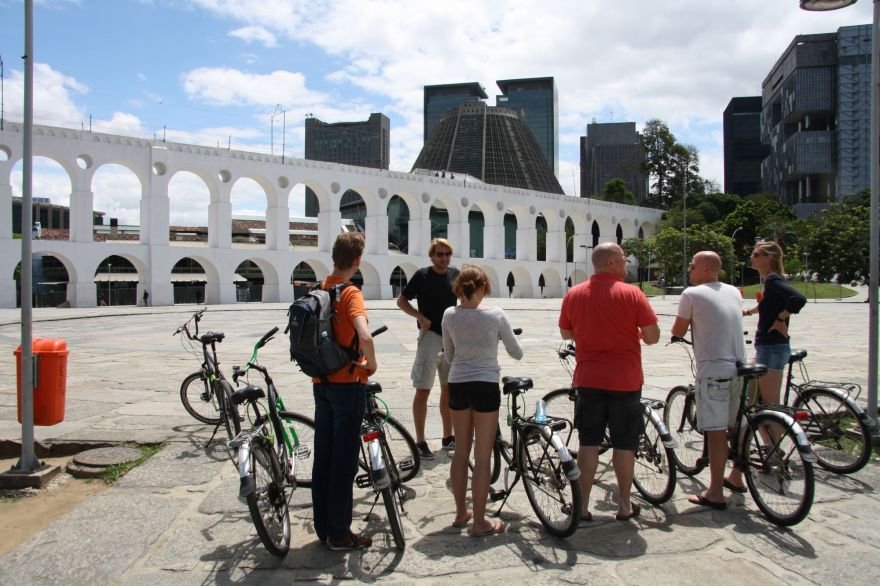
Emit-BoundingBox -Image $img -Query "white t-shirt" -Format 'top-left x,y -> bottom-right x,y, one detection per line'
677,282 -> 746,379
441,305 -> 523,383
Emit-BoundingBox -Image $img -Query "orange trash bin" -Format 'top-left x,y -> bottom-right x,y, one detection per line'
15,338 -> 68,426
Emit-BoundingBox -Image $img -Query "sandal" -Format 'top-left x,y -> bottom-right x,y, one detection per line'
452,511 -> 473,528
688,494 -> 728,511
470,520 -> 505,537
724,479 -> 747,494
561,503 -> 593,521
615,502 -> 641,521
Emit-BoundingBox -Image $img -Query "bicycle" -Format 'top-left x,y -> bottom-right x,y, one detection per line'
541,341 -> 678,505
353,325 -> 418,550
227,326 -> 317,557
780,349 -> 876,474
664,336 -> 818,526
172,307 -> 241,462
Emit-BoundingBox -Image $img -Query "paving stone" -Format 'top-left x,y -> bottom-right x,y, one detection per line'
72,445 -> 143,467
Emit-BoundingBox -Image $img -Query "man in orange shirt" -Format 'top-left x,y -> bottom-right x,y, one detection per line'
311,232 -> 378,550
558,242 -> 660,522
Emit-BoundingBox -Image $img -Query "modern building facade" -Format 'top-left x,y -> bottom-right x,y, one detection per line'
760,24 -> 872,216
723,97 -> 770,197
413,102 -> 564,195
423,82 -> 488,143
579,122 -> 648,202
496,77 -> 559,177
304,112 -> 390,216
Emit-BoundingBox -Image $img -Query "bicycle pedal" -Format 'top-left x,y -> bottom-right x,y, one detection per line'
398,458 -> 415,472
355,473 -> 373,489
294,445 -> 311,460
489,488 -> 507,502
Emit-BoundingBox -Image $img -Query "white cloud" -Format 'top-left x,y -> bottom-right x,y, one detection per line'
229,25 -> 278,47
181,67 -> 328,110
4,63 -> 88,128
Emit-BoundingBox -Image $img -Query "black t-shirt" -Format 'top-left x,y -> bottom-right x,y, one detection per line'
401,266 -> 460,336
755,273 -> 807,346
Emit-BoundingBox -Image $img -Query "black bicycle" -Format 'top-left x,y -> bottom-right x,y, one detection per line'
228,327 -> 317,557
541,342 -> 678,505
664,336 -> 817,526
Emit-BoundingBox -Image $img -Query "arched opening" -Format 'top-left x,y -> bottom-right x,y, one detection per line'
591,220 -> 600,248
292,261 -> 317,298
230,177 -> 269,247
430,201 -> 448,239
340,189 -> 366,234
352,268 -> 364,289
95,255 -> 139,306
468,207 -> 484,258
390,265 -> 409,297
506,272 -> 515,297
638,226 -> 645,239
539,267 -> 564,298
388,195 -> 409,253
91,164 -> 142,241
235,260 -> 264,303
11,156 -> 73,240
617,224 -> 624,245
169,172 -> 211,244
565,217 -> 575,262
14,253 -> 70,308
536,215 -> 548,261
172,257 -> 207,304
504,212 -> 517,259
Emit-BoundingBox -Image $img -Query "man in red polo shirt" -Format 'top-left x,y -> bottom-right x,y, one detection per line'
558,242 -> 660,522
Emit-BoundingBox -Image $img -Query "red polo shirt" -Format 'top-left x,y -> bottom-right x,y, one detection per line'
558,273 -> 657,391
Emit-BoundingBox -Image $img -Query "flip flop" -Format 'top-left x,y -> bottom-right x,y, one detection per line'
724,479 -> 748,494
452,511 -> 473,528
689,494 -> 728,511
470,520 -> 505,537
561,503 -> 593,522
615,502 -> 641,521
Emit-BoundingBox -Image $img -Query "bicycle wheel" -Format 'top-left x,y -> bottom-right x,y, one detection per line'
180,370 -> 221,424
543,388 -> 578,456
379,438 -> 406,550
793,387 -> 872,474
218,379 -> 241,465
742,413 -> 815,527
278,411 -> 316,488
467,426 -> 503,485
359,415 -> 421,483
518,426 -> 581,537
632,407 -> 677,505
246,438 -> 291,557
663,385 -> 705,476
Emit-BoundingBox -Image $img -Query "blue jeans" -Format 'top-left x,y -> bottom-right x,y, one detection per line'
755,342 -> 791,371
312,382 -> 367,542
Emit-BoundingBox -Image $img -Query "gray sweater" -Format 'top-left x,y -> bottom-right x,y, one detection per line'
441,305 -> 523,384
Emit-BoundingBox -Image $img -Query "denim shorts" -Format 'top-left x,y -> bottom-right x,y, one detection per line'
695,377 -> 741,431
755,343 -> 791,371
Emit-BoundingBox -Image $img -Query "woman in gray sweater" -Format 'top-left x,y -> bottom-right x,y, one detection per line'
442,265 -> 523,537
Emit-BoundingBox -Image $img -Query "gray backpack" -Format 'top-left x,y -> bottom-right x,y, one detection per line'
285,283 -> 358,378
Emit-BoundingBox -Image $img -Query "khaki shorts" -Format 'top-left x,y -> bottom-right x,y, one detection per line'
411,330 -> 449,389
695,377 -> 741,432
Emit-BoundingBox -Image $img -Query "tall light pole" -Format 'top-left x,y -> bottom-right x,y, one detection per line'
731,226 -> 743,285
681,154 -> 688,288
270,104 -> 285,160
580,244 -> 592,284
801,0 -> 878,421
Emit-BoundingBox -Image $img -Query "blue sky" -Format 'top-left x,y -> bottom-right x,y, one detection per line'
0,0 -> 874,225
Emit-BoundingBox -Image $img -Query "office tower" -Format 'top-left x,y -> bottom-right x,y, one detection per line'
579,122 -> 647,202
412,102 -> 564,194
496,77 -> 558,177
760,24 -> 872,217
723,97 -> 770,196
423,82 -> 488,143
304,113 -> 390,216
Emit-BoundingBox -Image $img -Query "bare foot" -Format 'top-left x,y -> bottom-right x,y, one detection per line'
452,510 -> 473,528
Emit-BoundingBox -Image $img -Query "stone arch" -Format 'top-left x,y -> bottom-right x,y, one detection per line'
535,214 -> 548,261
169,255 -> 220,304
234,259 -> 265,303
538,266 -> 564,299
15,252 -> 73,308
618,218 -> 636,242
616,223 -> 624,245
11,156 -> 74,241
476,263 -> 501,298
467,204 -> 485,259
168,170 -> 213,245
91,162 -> 145,239
229,175 -> 273,248
389,262 -> 419,297
356,259 -> 382,300
387,195 -> 410,254
94,254 -> 143,306
506,265 -> 533,298
592,220 -> 601,247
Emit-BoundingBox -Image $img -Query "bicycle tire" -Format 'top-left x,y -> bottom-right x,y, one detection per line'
793,387 -> 872,474
742,413 -> 815,527
359,415 -> 421,483
542,388 -> 579,457
632,407 -> 677,504
278,411 -> 316,488
218,379 -> 241,465
467,426 -> 503,485
246,438 -> 291,557
180,370 -> 221,425
379,436 -> 406,550
517,426 -> 581,537
663,385 -> 705,476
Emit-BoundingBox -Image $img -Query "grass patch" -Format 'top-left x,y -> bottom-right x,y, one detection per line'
633,282 -> 665,296
102,443 -> 164,485
740,282 -> 857,300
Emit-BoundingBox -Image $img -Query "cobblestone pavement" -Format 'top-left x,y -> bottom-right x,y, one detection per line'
0,292 -> 878,584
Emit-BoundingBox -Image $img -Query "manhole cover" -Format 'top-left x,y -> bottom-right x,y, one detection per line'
72,447 -> 143,468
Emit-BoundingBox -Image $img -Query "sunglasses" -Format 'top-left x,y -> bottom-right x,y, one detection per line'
751,251 -> 768,258
433,251 -> 452,257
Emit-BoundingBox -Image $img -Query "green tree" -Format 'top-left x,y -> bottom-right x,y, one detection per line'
641,119 -> 678,208
801,203 -> 870,282
652,227 -> 736,287
622,236 -> 655,289
597,178 -> 637,205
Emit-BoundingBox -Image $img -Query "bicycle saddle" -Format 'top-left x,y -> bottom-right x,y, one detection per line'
737,363 -> 768,377
230,384 -> 265,405
200,331 -> 225,344
365,381 -> 383,395
502,376 -> 533,394
788,349 -> 807,364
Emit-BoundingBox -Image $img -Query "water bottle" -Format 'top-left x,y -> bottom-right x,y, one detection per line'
535,399 -> 547,424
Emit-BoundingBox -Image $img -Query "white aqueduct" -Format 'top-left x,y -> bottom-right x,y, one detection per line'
0,122 -> 662,308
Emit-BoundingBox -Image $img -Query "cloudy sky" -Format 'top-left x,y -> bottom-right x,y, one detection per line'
0,0 -> 873,225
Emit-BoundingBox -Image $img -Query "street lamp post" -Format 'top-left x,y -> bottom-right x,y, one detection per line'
270,104 -> 286,161
731,226 -> 744,285
107,262 -> 112,306
580,244 -> 592,284
682,154 -> 688,288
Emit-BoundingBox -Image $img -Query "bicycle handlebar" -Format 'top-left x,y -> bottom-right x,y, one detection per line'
513,328 -> 523,336
371,325 -> 388,337
256,326 -> 279,350
670,336 -> 693,345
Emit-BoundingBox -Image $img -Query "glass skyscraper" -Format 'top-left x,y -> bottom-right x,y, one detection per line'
423,82 -> 488,142
496,77 -> 558,178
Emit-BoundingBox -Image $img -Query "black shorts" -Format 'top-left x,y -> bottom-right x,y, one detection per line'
448,381 -> 501,413
575,388 -> 642,451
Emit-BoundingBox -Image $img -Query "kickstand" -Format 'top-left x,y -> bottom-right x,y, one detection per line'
205,422 -> 221,448
362,491 -> 381,521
